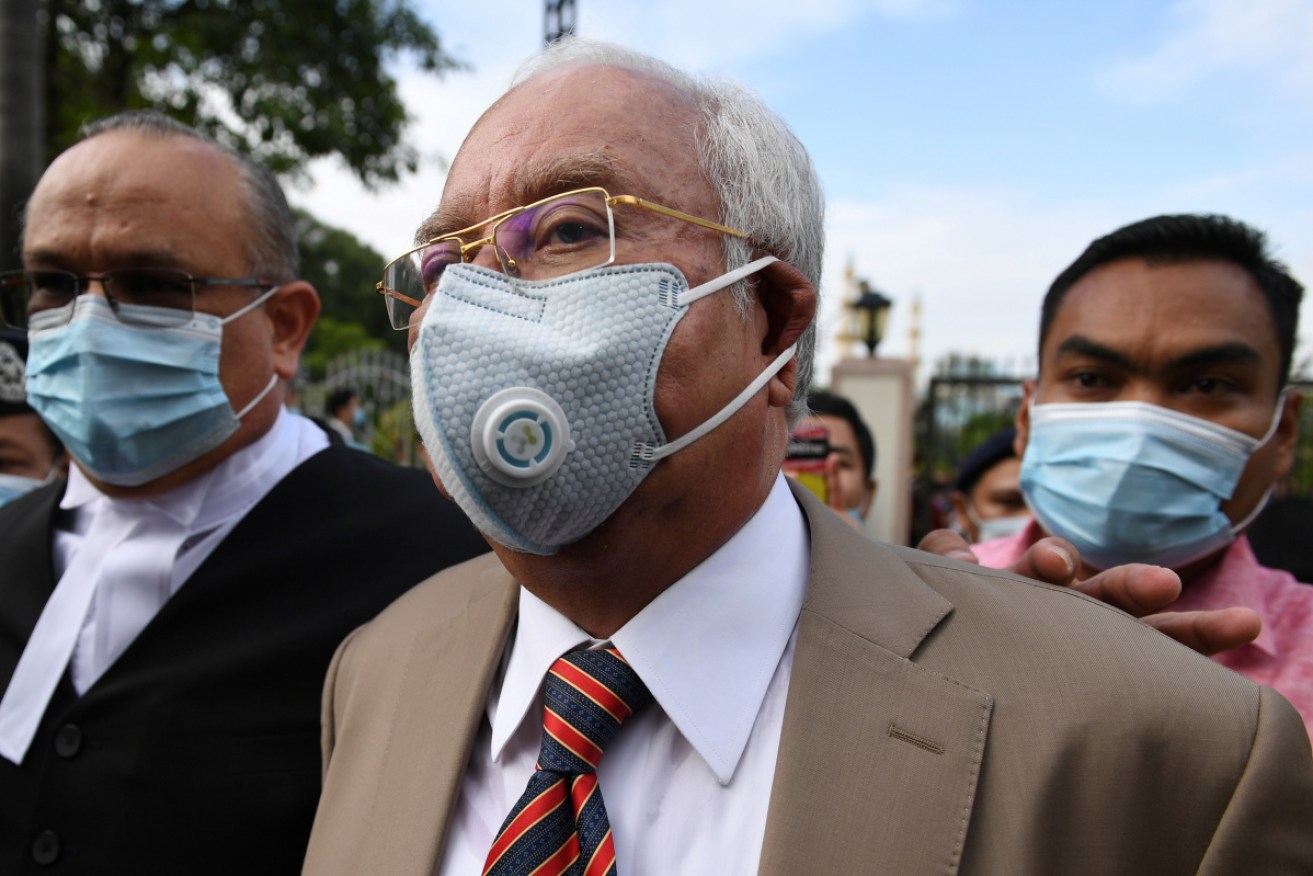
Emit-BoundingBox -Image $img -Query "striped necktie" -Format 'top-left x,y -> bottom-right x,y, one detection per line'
483,647 -> 652,876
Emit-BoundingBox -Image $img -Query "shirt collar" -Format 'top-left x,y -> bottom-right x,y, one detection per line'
490,473 -> 810,785
60,408 -> 318,532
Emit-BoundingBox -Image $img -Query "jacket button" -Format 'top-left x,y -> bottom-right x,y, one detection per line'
32,830 -> 60,865
54,724 -> 82,759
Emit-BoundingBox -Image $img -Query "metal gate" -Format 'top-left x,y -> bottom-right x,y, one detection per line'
302,348 -> 418,466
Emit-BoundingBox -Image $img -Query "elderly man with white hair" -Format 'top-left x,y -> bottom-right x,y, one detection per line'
303,40 -> 1313,876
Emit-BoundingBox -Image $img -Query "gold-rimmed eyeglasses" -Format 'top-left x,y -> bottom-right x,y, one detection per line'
376,186 -> 746,330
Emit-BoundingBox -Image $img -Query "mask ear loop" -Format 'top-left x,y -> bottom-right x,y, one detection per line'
234,374 -> 279,420
678,256 -> 778,306
219,284 -> 283,325
962,496 -> 985,531
638,342 -> 797,464
1228,386 -> 1296,536
220,284 -> 284,422
637,255 -> 790,465
1253,386 -> 1294,449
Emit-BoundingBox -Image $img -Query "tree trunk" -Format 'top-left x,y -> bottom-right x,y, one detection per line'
0,0 -> 44,268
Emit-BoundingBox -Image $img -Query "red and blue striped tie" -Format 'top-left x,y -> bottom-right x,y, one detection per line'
482,647 -> 652,876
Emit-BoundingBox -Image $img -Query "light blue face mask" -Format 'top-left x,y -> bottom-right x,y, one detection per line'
25,291 -> 280,487
1019,397 -> 1286,570
0,472 -> 48,507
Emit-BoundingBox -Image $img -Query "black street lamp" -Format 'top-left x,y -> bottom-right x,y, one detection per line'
852,280 -> 893,357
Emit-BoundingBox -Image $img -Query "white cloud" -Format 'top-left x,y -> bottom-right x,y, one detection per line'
816,179 -> 1313,386
816,185 -> 1106,384
1096,0 -> 1313,103
291,0 -> 964,255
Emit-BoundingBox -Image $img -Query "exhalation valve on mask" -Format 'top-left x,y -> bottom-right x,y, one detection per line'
472,387 -> 577,487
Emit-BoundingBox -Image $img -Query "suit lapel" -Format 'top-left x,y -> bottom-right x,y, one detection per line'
389,559 -> 517,871
312,556 -> 518,875
759,487 -> 994,875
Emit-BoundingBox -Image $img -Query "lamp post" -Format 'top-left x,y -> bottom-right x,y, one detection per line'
852,280 -> 893,357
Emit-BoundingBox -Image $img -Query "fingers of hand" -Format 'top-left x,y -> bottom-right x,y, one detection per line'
1142,608 -> 1262,656
917,528 -> 979,564
1073,564 -> 1182,617
1007,537 -> 1076,586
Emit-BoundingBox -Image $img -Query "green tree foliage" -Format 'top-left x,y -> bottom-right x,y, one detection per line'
954,409 -> 1015,461
300,315 -> 384,378
1290,385 -> 1313,495
44,0 -> 461,184
295,208 -> 404,373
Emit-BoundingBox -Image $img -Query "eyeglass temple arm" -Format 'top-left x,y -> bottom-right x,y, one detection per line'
376,281 -> 423,309
192,277 -> 274,287
607,195 -> 747,239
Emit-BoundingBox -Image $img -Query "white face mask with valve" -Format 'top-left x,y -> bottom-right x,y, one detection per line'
410,257 -> 790,554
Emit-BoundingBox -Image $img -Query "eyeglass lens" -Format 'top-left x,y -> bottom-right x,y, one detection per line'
0,269 -> 196,329
380,189 -> 616,330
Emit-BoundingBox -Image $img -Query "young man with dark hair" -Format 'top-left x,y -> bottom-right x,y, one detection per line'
975,212 -> 1313,732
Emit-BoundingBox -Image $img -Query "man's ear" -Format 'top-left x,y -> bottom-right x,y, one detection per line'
1014,379 -> 1037,457
265,281 -> 321,379
753,259 -> 816,409
1270,388 -> 1302,481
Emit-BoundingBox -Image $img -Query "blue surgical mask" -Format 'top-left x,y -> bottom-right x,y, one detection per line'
0,472 -> 47,507
961,489 -> 1031,543
1019,398 -> 1285,570
352,407 -> 366,429
973,513 -> 1031,543
25,291 -> 279,487
411,258 -> 789,555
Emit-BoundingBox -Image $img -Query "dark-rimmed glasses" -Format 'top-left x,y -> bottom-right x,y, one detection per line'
376,186 -> 747,330
0,268 -> 276,329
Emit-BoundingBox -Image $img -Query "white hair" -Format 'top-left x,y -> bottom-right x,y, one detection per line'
511,39 -> 826,423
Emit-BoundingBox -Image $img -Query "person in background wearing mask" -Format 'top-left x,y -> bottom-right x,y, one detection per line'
302,41 -> 1313,875
972,213 -> 1313,735
788,389 -> 877,529
950,427 -> 1029,543
0,111 -> 487,874
326,386 -> 368,450
0,329 -> 65,506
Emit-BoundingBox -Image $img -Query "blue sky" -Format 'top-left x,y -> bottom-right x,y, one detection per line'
292,0 -> 1313,385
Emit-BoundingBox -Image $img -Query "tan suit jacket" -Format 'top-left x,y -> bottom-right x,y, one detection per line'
303,485 -> 1313,874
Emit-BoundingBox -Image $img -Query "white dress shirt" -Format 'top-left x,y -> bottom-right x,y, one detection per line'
437,474 -> 811,875
57,409 -> 329,690
0,409 -> 328,764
